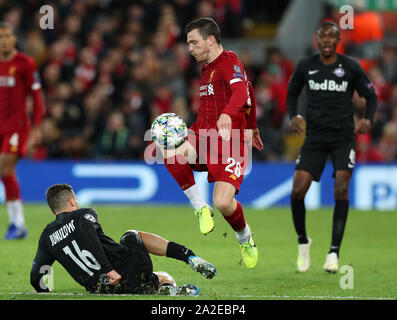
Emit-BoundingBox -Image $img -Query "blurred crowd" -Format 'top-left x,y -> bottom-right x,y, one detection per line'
1,0 -> 397,163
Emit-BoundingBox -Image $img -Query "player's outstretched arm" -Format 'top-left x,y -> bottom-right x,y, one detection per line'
353,58 -> 378,129
246,82 -> 263,151
30,236 -> 55,292
287,59 -> 305,128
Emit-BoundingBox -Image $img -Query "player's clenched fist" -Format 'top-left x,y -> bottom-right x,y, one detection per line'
251,128 -> 263,151
217,113 -> 232,141
290,115 -> 306,135
107,269 -> 122,285
354,119 -> 371,134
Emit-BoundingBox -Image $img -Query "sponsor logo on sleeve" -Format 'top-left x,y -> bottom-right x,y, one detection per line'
32,71 -> 42,90
84,214 -> 97,223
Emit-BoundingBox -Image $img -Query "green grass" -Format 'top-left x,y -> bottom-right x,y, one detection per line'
0,204 -> 396,300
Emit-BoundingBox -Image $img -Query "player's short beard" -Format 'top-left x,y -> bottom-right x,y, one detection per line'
194,53 -> 206,63
195,47 -> 210,63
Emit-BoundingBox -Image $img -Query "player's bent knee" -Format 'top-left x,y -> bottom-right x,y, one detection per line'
125,229 -> 139,235
0,165 -> 16,177
213,195 -> 233,214
291,186 -> 306,199
121,230 -> 143,245
124,229 -> 139,234
334,186 -> 349,200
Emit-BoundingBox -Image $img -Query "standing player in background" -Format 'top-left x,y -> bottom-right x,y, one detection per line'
0,22 -> 44,239
162,17 -> 263,269
287,21 -> 377,273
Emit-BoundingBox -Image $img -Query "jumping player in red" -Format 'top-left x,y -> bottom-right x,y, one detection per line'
162,18 -> 263,269
0,22 -> 44,239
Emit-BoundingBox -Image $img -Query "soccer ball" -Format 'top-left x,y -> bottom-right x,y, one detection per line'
151,113 -> 187,149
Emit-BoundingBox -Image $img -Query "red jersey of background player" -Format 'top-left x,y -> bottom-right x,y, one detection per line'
0,51 -> 43,134
190,50 -> 254,133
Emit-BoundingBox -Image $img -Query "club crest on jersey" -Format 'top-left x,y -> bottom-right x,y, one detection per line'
9,66 -> 16,75
209,70 -> 216,82
333,65 -> 345,77
233,65 -> 241,73
32,71 -> 41,90
99,273 -> 110,284
232,64 -> 245,80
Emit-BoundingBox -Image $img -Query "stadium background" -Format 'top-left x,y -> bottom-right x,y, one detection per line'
1,0 -> 397,209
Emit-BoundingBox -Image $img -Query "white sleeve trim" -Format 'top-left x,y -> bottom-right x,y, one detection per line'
230,78 -> 242,84
32,83 -> 41,90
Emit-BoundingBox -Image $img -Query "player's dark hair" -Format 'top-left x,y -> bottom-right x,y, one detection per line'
317,21 -> 340,37
0,21 -> 14,34
185,17 -> 221,44
46,184 -> 75,214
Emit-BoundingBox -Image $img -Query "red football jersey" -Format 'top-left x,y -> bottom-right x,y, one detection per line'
190,50 -> 252,133
0,51 -> 43,134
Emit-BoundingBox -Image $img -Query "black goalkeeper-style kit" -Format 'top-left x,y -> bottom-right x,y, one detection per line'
30,208 -> 158,294
287,53 -> 377,180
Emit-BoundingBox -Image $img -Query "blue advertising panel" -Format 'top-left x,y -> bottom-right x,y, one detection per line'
1,159 -> 395,210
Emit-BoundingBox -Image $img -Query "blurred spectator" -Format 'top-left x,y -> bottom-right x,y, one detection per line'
378,123 -> 397,161
157,4 -> 181,50
170,96 -> 189,123
150,83 -> 174,122
214,0 -> 244,37
197,1 -> 216,20
253,80 -> 286,161
368,65 -> 391,107
379,45 -> 397,84
23,30 -> 48,67
265,47 -> 294,87
373,84 -> 397,144
75,47 -> 97,90
355,133 -> 384,163
238,48 -> 259,83
33,117 -> 63,159
96,110 -> 131,159
187,78 -> 201,124
258,63 -> 287,129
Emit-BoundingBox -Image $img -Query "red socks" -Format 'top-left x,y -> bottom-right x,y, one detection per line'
164,155 -> 195,191
224,201 -> 246,231
2,174 -> 21,201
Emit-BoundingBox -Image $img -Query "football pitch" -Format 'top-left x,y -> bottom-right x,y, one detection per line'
0,204 -> 396,300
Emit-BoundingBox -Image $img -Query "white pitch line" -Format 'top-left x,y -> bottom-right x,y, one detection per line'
0,292 -> 395,300
236,295 -> 395,300
0,292 -> 84,296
